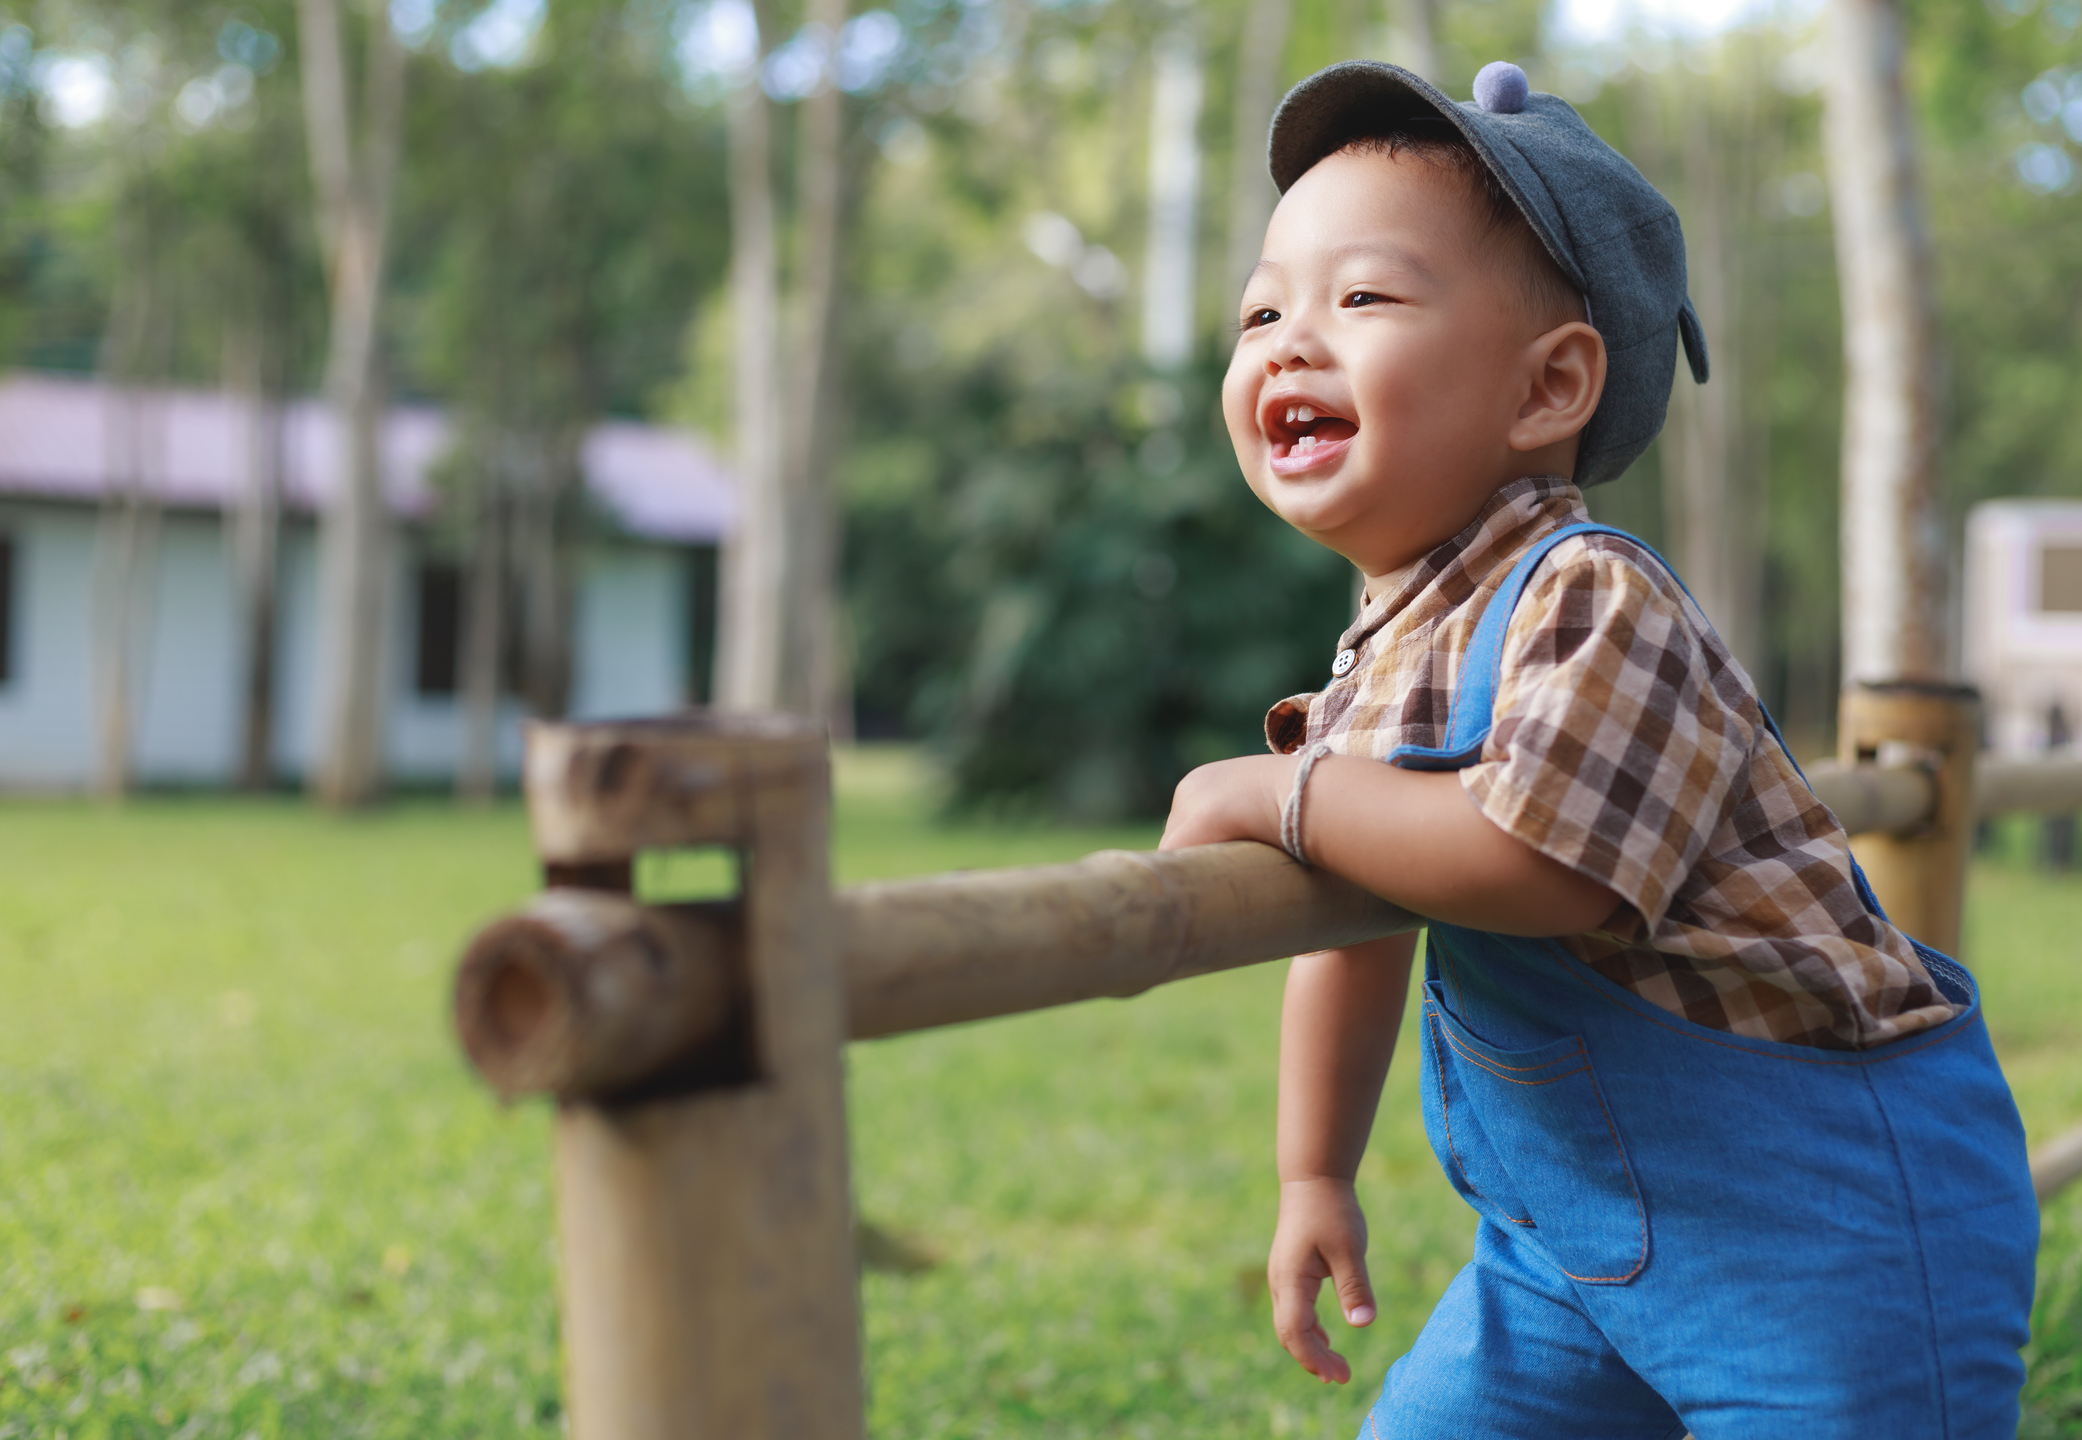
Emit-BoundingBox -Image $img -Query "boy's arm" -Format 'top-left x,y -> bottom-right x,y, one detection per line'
1159,752 -> 1619,935
1159,751 -> 1618,1382
1270,935 -> 1415,1384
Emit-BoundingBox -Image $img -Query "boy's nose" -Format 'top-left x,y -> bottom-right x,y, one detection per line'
1264,319 -> 1324,375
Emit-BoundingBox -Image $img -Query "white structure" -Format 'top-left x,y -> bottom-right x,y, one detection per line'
1964,499 -> 2082,756
1141,29 -> 1203,371
0,371 -> 734,788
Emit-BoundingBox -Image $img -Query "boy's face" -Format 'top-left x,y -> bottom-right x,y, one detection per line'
1223,148 -> 1597,582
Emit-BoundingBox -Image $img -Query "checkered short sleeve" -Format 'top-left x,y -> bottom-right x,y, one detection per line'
1265,693 -> 1316,754
1460,537 -> 1756,931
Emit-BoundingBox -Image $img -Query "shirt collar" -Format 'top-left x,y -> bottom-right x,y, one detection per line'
1353,474 -> 1587,634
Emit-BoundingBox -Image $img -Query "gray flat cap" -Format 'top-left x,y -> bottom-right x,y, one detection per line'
1268,60 -> 1708,488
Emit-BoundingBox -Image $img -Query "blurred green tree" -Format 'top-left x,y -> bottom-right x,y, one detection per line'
10,0 -> 311,793
394,0 -> 729,788
845,354 -> 1353,818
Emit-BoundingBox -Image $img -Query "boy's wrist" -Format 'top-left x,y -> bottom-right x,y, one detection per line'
1160,753 -> 1298,850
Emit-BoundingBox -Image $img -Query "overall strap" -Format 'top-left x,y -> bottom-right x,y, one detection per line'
1383,520 -> 1897,924
1387,522 -> 1640,772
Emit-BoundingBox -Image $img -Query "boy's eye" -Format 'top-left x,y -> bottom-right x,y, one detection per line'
1240,307 -> 1280,330
1345,291 -> 1388,308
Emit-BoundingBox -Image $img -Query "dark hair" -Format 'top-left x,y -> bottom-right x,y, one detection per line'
1332,122 -> 1584,329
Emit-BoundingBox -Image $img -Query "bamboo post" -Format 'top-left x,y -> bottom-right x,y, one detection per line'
1837,682 -> 1979,955
521,715 -> 863,1440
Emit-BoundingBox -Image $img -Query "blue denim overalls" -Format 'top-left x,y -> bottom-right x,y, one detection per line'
1359,525 -> 2040,1440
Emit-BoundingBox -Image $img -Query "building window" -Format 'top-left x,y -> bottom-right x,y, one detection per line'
687,544 -> 718,704
2041,545 -> 2082,615
418,560 -> 525,698
0,532 -> 15,686
416,562 -> 462,696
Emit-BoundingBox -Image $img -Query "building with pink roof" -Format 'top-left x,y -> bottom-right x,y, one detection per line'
0,371 -> 736,787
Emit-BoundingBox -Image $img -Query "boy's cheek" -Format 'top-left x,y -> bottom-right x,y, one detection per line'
1220,366 -> 1264,458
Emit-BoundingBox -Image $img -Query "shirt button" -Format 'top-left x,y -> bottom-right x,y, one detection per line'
1331,648 -> 1358,677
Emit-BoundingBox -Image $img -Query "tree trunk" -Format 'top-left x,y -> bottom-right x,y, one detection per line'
300,0 -> 406,805
1822,0 -> 1945,685
92,200 -> 168,800
715,13 -> 785,714
1661,81 -> 1765,675
1386,0 -> 1436,81
458,456 -> 506,801
226,320 -> 284,791
1224,0 -> 1293,301
1142,30 -> 1204,371
518,431 -> 581,720
775,0 -> 854,728
94,384 -> 162,798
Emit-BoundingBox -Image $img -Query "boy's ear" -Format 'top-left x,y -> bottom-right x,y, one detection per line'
1507,323 -> 1607,454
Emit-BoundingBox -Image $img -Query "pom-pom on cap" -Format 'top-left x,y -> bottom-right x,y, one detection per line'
1472,61 -> 1528,114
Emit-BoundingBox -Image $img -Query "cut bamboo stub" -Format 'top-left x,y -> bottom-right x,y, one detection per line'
455,891 -> 744,1101
455,840 -> 1421,1103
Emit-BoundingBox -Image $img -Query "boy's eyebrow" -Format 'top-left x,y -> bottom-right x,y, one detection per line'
1320,239 -> 1435,279
1244,242 -> 1437,290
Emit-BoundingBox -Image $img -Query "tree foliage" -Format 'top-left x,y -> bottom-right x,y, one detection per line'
846,350 -> 1352,816
7,0 -> 2082,806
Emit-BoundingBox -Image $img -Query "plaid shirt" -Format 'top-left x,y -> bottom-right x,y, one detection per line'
1266,475 -> 1959,1050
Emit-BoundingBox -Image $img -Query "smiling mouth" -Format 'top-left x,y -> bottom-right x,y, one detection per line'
1267,403 -> 1359,472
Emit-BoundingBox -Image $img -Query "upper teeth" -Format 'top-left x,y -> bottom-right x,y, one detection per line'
1286,405 -> 1316,424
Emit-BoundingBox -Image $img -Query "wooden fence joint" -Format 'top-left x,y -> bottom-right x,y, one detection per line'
1838,681 -> 1980,956
505,713 -> 866,1440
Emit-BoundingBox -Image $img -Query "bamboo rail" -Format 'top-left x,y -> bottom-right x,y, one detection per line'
457,753 -> 2082,1106
1975,755 -> 2082,819
458,840 -> 1419,1102
1804,754 -> 2082,835
2033,1125 -> 2082,1203
453,717 -> 2082,1440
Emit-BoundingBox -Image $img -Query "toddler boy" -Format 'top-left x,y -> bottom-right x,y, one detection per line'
1159,60 -> 2038,1438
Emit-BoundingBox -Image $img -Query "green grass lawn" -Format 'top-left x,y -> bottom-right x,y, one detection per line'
2,754 -> 2081,1437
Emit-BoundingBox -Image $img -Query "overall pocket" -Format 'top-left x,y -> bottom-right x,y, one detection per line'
1421,981 -> 1650,1285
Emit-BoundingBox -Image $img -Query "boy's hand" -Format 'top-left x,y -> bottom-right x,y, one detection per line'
1268,1175 -> 1375,1385
1158,755 -> 1296,851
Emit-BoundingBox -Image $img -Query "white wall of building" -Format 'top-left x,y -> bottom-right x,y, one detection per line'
0,504 -> 98,786
571,545 -> 689,721
135,515 -> 246,780
1966,500 -> 2082,756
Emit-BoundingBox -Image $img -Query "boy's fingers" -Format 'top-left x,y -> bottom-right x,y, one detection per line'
1270,1273 -> 1353,1385
1276,1313 -> 1349,1384
1328,1245 -> 1376,1328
